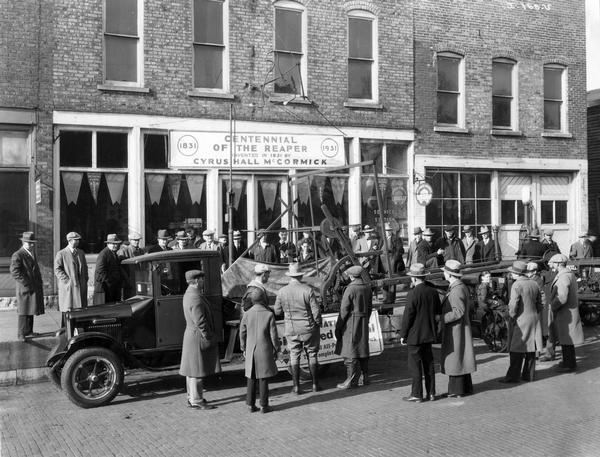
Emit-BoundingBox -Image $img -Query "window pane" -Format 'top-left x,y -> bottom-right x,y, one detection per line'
428,172 -> 442,195
461,200 -> 476,225
461,173 -> 475,198
544,101 -> 561,130
442,173 -> 458,198
105,35 -> 137,82
275,8 -> 302,52
541,200 -> 553,224
476,174 -> 491,198
476,200 -> 491,225
544,67 -> 562,99
194,0 -> 223,44
274,52 -> 302,94
194,45 -> 223,89
60,131 -> 92,167
437,93 -> 458,124
501,200 -> 515,224
493,97 -> 511,127
348,60 -> 372,99
97,132 -> 128,168
555,200 -> 567,223
386,143 -> 407,175
360,142 -> 382,174
517,201 -> 524,224
492,62 -> 512,96
442,200 -> 459,225
0,171 -> 28,257
105,0 -> 137,36
438,57 -> 459,91
0,131 -> 28,166
426,199 -> 442,226
144,134 -> 168,169
348,17 -> 372,59
221,179 -> 247,235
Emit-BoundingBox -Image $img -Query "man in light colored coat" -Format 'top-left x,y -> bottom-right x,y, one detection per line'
406,227 -> 423,268
548,254 -> 584,372
54,232 -> 88,325
274,263 -> 322,394
501,261 -> 543,383
569,232 -> 593,260
461,226 -> 478,264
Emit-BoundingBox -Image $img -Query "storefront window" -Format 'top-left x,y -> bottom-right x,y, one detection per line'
221,178 -> 248,236
297,175 -> 348,230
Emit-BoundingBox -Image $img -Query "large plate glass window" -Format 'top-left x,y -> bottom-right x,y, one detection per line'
273,1 -> 306,95
347,10 -> 377,101
193,0 -> 227,90
104,0 -> 141,85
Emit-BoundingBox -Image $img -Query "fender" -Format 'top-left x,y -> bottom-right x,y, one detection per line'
47,331 -> 125,368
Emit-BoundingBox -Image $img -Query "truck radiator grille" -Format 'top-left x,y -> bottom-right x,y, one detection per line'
87,324 -> 122,342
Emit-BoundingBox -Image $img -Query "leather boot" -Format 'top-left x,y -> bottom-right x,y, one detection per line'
309,361 -> 321,392
336,360 -> 358,389
359,358 -> 369,386
291,363 -> 301,395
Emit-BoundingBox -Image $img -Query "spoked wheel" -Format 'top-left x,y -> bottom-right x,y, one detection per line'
61,347 -> 124,408
482,313 -> 508,352
580,302 -> 600,326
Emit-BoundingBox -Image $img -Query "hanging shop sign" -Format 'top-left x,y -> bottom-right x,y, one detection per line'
415,182 -> 433,206
169,131 -> 345,169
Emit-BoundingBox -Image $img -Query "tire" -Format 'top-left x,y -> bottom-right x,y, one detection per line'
60,347 -> 124,408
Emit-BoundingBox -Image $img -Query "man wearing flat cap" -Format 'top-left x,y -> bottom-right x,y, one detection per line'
335,265 -> 373,389
94,234 -> 124,304
241,264 -> 272,312
541,230 -> 560,255
400,264 -> 442,402
55,232 -> 89,324
435,225 -> 465,266
198,229 -> 226,272
10,232 -> 44,341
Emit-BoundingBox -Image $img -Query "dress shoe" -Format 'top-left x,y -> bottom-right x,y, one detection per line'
261,405 -> 273,414
446,393 -> 464,398
248,405 -> 259,413
187,399 -> 207,407
402,396 -> 423,403
426,394 -> 436,402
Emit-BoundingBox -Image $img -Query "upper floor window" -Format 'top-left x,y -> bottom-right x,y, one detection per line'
544,64 -> 567,131
348,10 -> 377,101
436,53 -> 465,126
104,0 -> 142,85
492,58 -> 517,130
193,0 -> 228,91
273,1 -> 306,95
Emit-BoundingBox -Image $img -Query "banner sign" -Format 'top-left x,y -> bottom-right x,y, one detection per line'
275,311 -> 384,369
170,131 -> 345,169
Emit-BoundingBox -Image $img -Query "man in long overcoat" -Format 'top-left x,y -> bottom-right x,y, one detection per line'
94,234 -> 124,303
440,260 -> 476,397
240,291 -> 280,413
118,231 -> 144,299
10,232 -> 44,341
400,263 -> 442,403
179,270 -> 220,410
406,227 -> 423,268
517,230 -> 546,260
475,226 -> 500,262
380,222 -> 405,303
548,254 -> 584,372
435,225 -> 466,265
335,265 -> 373,389
569,232 -> 593,260
461,226 -> 479,264
501,261 -> 543,383
54,232 -> 88,324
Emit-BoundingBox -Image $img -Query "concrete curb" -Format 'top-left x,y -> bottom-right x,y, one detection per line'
0,367 -> 49,386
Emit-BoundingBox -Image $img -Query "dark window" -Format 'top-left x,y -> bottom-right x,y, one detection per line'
437,56 -> 460,125
104,0 -> 138,82
97,132 -> 128,168
541,200 -> 567,224
544,66 -> 564,130
348,17 -> 373,99
501,200 -> 525,225
274,7 -> 303,94
0,172 -> 28,257
60,131 -> 92,167
193,0 -> 224,89
144,134 -> 169,169
492,60 -> 514,128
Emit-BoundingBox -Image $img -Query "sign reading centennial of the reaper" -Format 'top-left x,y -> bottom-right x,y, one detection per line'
169,131 -> 346,169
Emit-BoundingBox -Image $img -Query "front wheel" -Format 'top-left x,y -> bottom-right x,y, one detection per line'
60,347 -> 124,408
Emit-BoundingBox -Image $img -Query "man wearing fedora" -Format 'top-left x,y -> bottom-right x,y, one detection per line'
54,232 -> 89,325
173,230 -> 192,250
400,264 -> 442,402
380,222 -> 405,303
541,229 -> 561,255
335,265 -> 373,389
94,234 -> 124,303
232,230 -> 246,262
517,229 -> 545,260
10,232 -> 44,341
501,261 -> 543,383
274,263 -> 322,394
461,226 -> 478,265
475,226 -> 501,262
440,260 -> 476,397
147,229 -> 172,253
435,225 -> 465,266
418,228 -> 438,268
569,231 -> 593,260
406,227 -> 423,268
118,232 -> 144,299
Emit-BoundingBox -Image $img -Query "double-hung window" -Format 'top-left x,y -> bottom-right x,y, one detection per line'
273,1 -> 306,96
544,64 -> 567,132
103,0 -> 142,85
436,53 -> 465,127
347,10 -> 377,101
492,58 -> 517,130
193,0 -> 228,91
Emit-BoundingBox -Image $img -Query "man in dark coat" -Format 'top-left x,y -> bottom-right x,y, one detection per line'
118,231 -> 144,299
418,228 -> 438,267
231,230 -> 247,262
400,263 -> 442,402
380,222 -> 405,303
541,229 -> 561,255
517,229 -> 546,260
335,265 -> 373,389
179,270 -> 219,410
146,229 -> 172,253
435,225 -> 465,265
242,264 -> 271,312
476,226 -> 501,262
406,227 -> 423,268
250,231 -> 278,263
569,232 -> 593,260
10,232 -> 44,341
94,234 -> 124,303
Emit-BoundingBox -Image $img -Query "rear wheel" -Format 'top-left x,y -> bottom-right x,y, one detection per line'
60,347 -> 124,408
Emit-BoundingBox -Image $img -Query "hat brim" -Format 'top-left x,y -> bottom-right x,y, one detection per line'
105,240 -> 122,244
407,271 -> 429,277
442,267 -> 463,277
508,267 -> 525,275
20,238 -> 38,242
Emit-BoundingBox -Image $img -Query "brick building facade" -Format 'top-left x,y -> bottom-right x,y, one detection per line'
0,0 -> 588,300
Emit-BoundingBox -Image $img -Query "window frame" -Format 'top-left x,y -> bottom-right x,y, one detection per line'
543,63 -> 568,133
102,0 -> 144,87
192,0 -> 229,93
492,58 -> 518,131
272,1 -> 307,97
347,9 -> 378,103
436,52 -> 465,128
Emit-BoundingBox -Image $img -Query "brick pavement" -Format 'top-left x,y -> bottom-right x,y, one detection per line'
1,326 -> 600,457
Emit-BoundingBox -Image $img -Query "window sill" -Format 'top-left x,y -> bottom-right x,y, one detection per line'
541,132 -> 573,139
491,129 -> 523,137
343,100 -> 383,110
269,95 -> 313,105
97,84 -> 151,94
187,90 -> 235,100
434,125 -> 470,134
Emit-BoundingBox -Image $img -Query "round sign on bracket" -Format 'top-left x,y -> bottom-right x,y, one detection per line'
415,182 -> 433,206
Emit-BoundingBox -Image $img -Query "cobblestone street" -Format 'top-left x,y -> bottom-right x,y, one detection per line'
2,327 -> 600,457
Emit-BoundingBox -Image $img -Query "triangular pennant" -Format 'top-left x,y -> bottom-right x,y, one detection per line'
297,179 -> 310,205
146,174 -> 166,205
361,177 -> 375,205
186,174 -> 205,205
168,174 -> 182,204
260,180 -> 278,211
331,177 -> 346,205
62,172 -> 83,205
105,173 -> 126,205
87,172 -> 101,204
232,180 -> 244,210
